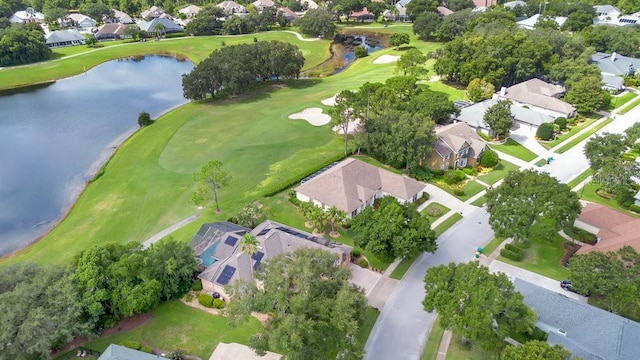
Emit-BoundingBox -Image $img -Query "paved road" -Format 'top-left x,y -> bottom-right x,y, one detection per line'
364,208 -> 495,360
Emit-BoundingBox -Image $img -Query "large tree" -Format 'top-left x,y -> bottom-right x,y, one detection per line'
413,12 -> 441,41
406,0 -> 438,20
486,170 -> 582,241
501,340 -> 574,360
294,8 -> 335,38
584,133 -> 627,171
0,24 -> 51,66
593,157 -> 639,199
0,264 -> 87,359
483,99 -> 513,139
395,48 -> 428,78
350,196 -> 437,261
564,76 -> 606,114
192,159 -> 232,213
423,262 -> 536,351
466,78 -> 495,103
226,248 -> 368,360
330,89 -> 359,157
389,32 -> 410,50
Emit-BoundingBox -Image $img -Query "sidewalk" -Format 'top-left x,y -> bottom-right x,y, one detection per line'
142,213 -> 200,248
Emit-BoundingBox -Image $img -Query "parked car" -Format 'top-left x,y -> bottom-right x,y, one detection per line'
560,280 -> 589,296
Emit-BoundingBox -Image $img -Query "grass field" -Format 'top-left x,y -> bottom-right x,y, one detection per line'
81,301 -> 262,359
490,138 -> 537,162
555,118 -> 613,154
540,116 -> 599,150
470,195 -> 489,207
580,182 -> 640,218
477,160 -> 518,185
617,97 -> 640,115
421,317 -> 445,360
441,181 -> 486,201
446,332 -> 496,360
423,202 -> 450,220
608,91 -> 638,110
481,237 -> 505,257
498,233 -> 570,281
357,307 -> 381,345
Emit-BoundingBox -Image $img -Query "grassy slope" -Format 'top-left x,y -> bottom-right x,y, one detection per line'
490,138 -> 537,162
1,29 -> 450,266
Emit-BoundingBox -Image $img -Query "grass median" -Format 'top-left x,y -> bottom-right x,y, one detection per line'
555,118 -> 613,154
617,97 -> 640,115
490,138 -> 537,162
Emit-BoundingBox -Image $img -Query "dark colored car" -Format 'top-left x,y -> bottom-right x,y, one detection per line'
560,280 -> 589,296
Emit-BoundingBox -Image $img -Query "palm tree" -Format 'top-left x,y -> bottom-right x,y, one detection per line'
327,206 -> 347,235
240,233 -> 259,257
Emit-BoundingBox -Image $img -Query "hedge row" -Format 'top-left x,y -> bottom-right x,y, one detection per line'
500,248 -> 523,261
630,204 -> 640,213
261,153 -> 346,197
562,225 -> 597,245
504,243 -> 522,254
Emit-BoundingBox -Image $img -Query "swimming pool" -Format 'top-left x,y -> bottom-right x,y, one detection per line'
198,241 -> 219,267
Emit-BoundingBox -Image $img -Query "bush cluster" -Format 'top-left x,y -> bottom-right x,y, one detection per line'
504,243 -> 522,253
562,225 -> 597,245
359,258 -> 369,268
120,340 -> 142,350
409,167 -> 435,182
426,206 -> 443,217
198,293 -> 214,308
479,149 -> 499,167
630,204 -> 640,213
453,189 -> 465,196
500,248 -> 523,261
536,123 -> 555,141
191,279 -> 203,292
213,299 -> 225,309
354,46 -> 369,58
554,117 -> 568,131
461,167 -> 478,176
351,248 -> 362,258
444,169 -> 467,184
140,346 -> 153,354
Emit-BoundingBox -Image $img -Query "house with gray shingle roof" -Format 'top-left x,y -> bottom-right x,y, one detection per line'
189,220 -> 350,297
428,122 -> 486,171
514,279 -> 640,360
498,78 -> 576,118
216,0 -> 247,15
138,18 -> 183,35
46,29 -> 85,48
591,52 -> 640,90
294,158 -> 426,218
97,344 -> 167,360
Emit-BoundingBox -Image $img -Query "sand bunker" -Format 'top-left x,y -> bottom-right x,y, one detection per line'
333,119 -> 361,134
321,95 -> 337,106
373,55 -> 400,64
289,107 -> 331,126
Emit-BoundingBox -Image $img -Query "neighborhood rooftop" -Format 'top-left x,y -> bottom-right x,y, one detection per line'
455,97 -> 555,130
434,122 -> 485,159
500,78 -> 576,116
514,279 -> 640,360
591,52 -> 640,76
97,344 -> 167,360
575,203 -> 640,255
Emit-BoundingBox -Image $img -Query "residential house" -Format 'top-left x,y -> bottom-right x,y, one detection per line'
436,6 -> 454,17
9,9 -> 45,23
252,0 -> 276,11
95,23 -> 131,41
45,29 -> 85,48
503,0 -> 527,10
383,5 -> 410,22
594,4 -> 621,22
211,343 -> 281,360
349,8 -> 376,22
516,13 -> 567,29
278,7 -> 298,22
515,279 -> 640,360
454,97 -> 555,135
216,0 -> 247,15
591,52 -> 640,90
97,344 -> 167,360
294,158 -> 426,218
66,13 -> 97,31
109,9 -> 134,24
497,78 -> 577,118
141,6 -> 166,20
179,4 -> 201,17
428,122 -> 487,171
473,0 -> 497,7
189,220 -> 351,297
138,18 -> 183,35
574,203 -> 640,255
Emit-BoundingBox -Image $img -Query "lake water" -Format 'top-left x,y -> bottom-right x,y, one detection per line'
0,55 -> 193,255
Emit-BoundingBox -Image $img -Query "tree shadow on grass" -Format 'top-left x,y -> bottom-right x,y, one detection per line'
196,79 -> 323,106
397,45 -> 417,51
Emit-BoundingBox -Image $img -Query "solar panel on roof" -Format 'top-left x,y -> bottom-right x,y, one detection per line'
216,265 -> 236,285
253,260 -> 262,270
257,228 -> 270,236
224,235 -> 238,246
252,251 -> 264,262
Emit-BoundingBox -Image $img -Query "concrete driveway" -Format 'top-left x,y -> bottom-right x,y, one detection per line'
510,123 -> 551,158
348,263 -> 381,297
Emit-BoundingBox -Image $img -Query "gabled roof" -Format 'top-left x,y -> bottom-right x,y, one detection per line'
435,122 -> 486,159
96,23 -> 129,36
294,158 -> 425,214
455,98 -> 555,129
217,0 -> 247,12
516,14 -> 567,28
138,18 -> 183,32
501,78 -> 576,115
179,4 -> 201,16
11,10 -> 45,22
98,344 -> 167,360
575,203 -> 640,255
46,29 -> 85,44
111,9 -> 134,24
473,0 -> 497,7
252,0 -> 276,8
594,5 -> 620,15
503,0 -> 527,9
141,5 -> 165,19
436,6 -> 454,16
67,13 -> 96,25
278,7 -> 298,19
591,52 -> 640,76
515,279 -> 640,360
350,7 -> 374,18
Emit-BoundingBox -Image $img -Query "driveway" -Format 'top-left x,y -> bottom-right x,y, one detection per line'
418,183 -> 479,216
364,208 -> 495,360
348,263 -> 382,297
510,123 -> 551,158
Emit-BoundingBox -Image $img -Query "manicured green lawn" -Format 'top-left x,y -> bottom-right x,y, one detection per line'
481,237 -> 505,257
423,81 -> 466,100
555,118 -> 614,154
422,317 -> 445,360
580,182 -> 640,218
566,168 -> 593,190
433,213 -> 463,237
470,195 -> 489,207
356,307 -> 380,345
608,91 -> 638,110
540,116 -> 599,150
389,254 -> 418,280
81,301 -> 262,359
617,98 -> 640,115
490,138 -> 537,162
446,332 -> 496,360
498,233 -> 570,281
477,160 -> 518,185
447,181 -> 486,201
423,202 -> 450,220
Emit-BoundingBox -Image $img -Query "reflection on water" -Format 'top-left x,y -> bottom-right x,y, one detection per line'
0,55 -> 193,255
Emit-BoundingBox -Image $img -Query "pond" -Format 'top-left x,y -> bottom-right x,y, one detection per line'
333,34 -> 385,74
0,55 -> 193,256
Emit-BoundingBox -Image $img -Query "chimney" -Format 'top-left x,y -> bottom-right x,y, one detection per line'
611,52 -> 617,61
499,87 -> 507,97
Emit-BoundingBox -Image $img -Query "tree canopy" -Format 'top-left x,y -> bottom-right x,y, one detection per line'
350,196 -> 437,261
584,133 -> 627,171
486,170 -> 581,241
226,248 -> 368,360
192,160 -> 232,213
501,340 -> 574,360
0,23 -> 50,66
483,100 -> 513,139
423,262 -> 536,351
395,48 -> 428,78
294,8 -> 335,38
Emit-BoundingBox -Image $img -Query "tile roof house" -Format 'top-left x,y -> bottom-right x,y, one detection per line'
383,5 -> 410,22
454,97 -> 555,135
216,0 -> 247,15
294,158 -> 426,218
138,18 -> 183,34
436,6 -> 454,17
574,203 -> 640,255
110,9 -> 134,24
66,13 -> 97,31
498,78 -> 577,118
97,344 -> 167,360
591,52 -> 640,90
515,279 -> 640,360
95,23 -> 131,40
189,221 -> 351,297
427,122 -> 487,171
10,9 -> 45,23
503,0 -> 527,9
141,6 -> 166,20
473,0 -> 497,7
349,7 -> 376,22
278,7 -> 298,21
252,0 -> 276,11
179,4 -> 201,17
45,29 -> 85,48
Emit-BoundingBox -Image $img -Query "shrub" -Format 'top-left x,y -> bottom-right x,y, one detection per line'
444,169 -> 467,184
554,117 -> 567,130
504,243 -> 522,254
140,346 -> 153,353
629,204 -> 640,213
359,258 -> 369,268
427,206 -> 443,217
409,167 -> 434,182
288,189 -> 301,205
536,123 -> 555,141
137,111 -> 153,127
515,240 -> 531,249
422,192 -> 430,201
165,32 -> 185,38
213,299 -> 225,309
461,167 -> 478,176
354,46 -> 368,58
198,293 -> 214,308
480,149 -> 499,167
120,340 -> 142,350
184,292 -> 194,302
351,248 -> 362,258
191,279 -> 202,291
261,154 -> 346,197
500,248 -> 523,261
453,189 -> 465,196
